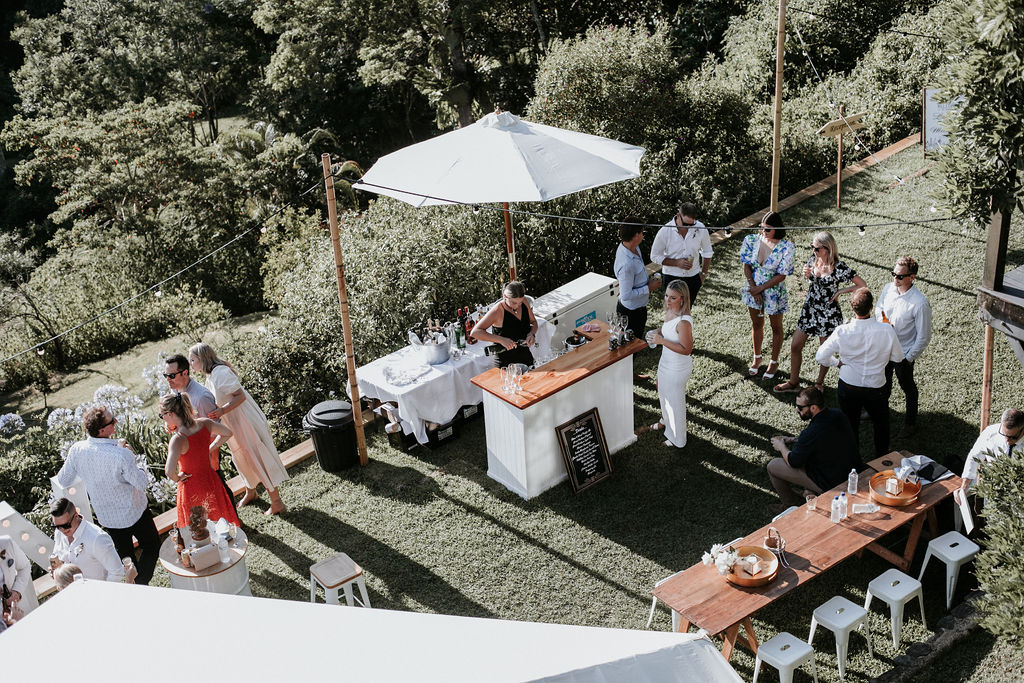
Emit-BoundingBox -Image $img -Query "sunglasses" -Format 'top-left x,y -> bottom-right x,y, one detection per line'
103,416 -> 117,428
811,245 -> 825,252
162,369 -> 187,379
891,272 -> 911,281
795,403 -> 811,410
999,427 -> 1022,443
53,514 -> 80,530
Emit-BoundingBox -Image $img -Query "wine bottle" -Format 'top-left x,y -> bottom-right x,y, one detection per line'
465,306 -> 477,345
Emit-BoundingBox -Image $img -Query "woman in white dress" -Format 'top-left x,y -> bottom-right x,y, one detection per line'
188,343 -> 289,515
649,280 -> 694,448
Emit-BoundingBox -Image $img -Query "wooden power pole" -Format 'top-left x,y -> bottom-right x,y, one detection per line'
770,0 -> 787,212
321,153 -> 369,465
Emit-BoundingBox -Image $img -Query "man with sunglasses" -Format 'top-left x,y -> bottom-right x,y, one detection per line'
876,256 -> 932,438
957,408 -> 1024,504
54,406 -> 159,584
650,202 -> 713,304
49,497 -> 125,582
165,353 -> 217,419
766,386 -> 859,513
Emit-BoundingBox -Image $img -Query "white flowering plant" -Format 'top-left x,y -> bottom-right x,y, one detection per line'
702,543 -> 740,575
0,413 -> 26,436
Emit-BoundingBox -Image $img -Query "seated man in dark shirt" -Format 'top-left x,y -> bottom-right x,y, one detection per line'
767,386 -> 861,511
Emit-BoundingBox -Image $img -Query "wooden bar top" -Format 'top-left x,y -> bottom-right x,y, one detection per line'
471,322 -> 647,409
653,453 -> 960,636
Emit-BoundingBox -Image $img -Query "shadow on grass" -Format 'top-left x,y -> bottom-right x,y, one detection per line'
246,503 -> 497,618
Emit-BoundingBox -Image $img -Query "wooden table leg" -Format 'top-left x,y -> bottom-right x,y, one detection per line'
866,513 -> 926,571
740,617 -> 760,654
926,507 -> 939,538
721,623 -> 740,660
675,614 -> 692,634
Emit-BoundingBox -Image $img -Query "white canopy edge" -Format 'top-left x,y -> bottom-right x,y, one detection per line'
1,580 -> 741,682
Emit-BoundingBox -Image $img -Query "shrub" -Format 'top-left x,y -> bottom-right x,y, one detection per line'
976,448 -> 1024,639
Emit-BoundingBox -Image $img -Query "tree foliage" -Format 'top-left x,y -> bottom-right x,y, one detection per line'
933,0 -> 1024,220
975,447 -> 1024,639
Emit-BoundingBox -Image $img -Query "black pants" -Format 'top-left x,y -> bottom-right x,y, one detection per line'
617,300 -> 648,337
105,506 -> 160,586
884,359 -> 918,426
837,379 -> 890,457
662,273 -> 704,305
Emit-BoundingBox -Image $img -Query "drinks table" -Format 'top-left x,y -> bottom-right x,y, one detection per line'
652,452 -> 960,660
158,528 -> 252,596
471,323 -> 646,499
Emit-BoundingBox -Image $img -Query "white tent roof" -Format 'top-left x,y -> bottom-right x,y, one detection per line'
2,581 -> 741,682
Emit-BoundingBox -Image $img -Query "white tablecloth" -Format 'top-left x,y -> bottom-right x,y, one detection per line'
357,320 -> 554,444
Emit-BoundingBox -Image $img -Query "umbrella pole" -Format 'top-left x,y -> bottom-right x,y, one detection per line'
321,153 -> 369,466
503,202 -> 517,281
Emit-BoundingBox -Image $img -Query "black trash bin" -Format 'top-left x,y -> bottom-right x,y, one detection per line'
303,400 -> 358,472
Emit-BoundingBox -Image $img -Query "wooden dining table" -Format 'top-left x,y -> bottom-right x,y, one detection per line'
652,451 -> 961,660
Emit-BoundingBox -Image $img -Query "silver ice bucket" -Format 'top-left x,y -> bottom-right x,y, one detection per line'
419,340 -> 451,365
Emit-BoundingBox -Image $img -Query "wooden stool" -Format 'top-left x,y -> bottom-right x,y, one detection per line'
310,553 -> 371,607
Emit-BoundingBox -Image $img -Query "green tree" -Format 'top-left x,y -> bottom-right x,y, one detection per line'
933,0 -> 1024,221
975,447 -> 1024,639
11,0 -> 265,141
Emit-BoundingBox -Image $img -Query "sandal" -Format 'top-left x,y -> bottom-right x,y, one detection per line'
762,360 -> 779,380
748,354 -> 763,376
773,380 -> 801,393
650,422 -> 665,432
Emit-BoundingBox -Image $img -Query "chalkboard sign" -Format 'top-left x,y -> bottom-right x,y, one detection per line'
555,408 -> 612,493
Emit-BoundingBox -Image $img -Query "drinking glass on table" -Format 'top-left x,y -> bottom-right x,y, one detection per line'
805,493 -> 817,512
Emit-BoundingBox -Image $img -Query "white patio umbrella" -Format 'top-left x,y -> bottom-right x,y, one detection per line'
353,110 -> 645,280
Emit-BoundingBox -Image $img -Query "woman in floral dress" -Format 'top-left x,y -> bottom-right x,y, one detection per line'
774,231 -> 866,393
739,212 -> 794,380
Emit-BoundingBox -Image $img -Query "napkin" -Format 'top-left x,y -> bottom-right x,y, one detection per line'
580,323 -> 601,333
384,364 -> 432,386
899,455 -> 953,485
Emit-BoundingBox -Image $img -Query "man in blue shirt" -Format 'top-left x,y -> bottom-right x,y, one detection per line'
767,386 -> 860,511
614,219 -> 660,337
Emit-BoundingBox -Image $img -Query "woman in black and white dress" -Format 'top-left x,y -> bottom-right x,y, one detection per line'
774,231 -> 866,393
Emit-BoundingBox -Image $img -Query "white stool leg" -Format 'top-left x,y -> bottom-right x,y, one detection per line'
808,616 -> 818,644
917,548 -> 933,582
889,599 -> 905,648
310,575 -> 317,603
646,597 -> 658,629
916,589 -> 927,631
861,616 -> 873,658
863,591 -> 873,613
953,503 -> 963,533
671,609 -> 682,632
945,561 -> 959,610
779,665 -> 795,683
325,586 -> 340,605
835,629 -> 850,679
810,655 -> 819,683
752,655 -> 762,683
342,581 -> 355,606
356,576 -> 371,607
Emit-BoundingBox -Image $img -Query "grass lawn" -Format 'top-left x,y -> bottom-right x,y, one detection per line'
12,145 -> 1024,679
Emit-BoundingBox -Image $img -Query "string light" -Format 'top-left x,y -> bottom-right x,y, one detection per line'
595,223 -> 603,232
858,225 -> 866,235
472,205 -> 480,214
36,348 -> 44,355
154,289 -> 162,297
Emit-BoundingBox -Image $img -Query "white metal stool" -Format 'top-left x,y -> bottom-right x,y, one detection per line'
864,569 -> 926,648
310,553 -> 371,607
917,531 -> 979,610
754,631 -> 818,683
808,596 -> 872,679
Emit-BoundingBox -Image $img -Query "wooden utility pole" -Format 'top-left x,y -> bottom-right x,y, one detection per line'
770,0 -> 786,212
503,202 -> 517,281
321,153 -> 369,465
979,207 -> 1013,430
836,106 -> 844,208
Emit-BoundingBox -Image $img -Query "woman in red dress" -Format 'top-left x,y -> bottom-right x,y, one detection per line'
160,392 -> 241,528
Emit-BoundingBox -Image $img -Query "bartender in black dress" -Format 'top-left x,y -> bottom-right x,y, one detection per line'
472,281 -> 538,368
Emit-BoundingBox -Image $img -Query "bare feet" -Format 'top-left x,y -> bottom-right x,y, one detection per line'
237,489 -> 258,510
265,501 -> 287,516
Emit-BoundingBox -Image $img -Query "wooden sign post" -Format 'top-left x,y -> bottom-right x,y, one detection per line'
817,108 -> 866,208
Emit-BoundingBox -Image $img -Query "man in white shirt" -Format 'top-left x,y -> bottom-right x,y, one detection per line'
650,202 -> 713,305
1,534 -> 38,621
876,256 -> 932,437
50,497 -> 125,582
956,408 -> 1023,503
55,406 -> 159,584
816,288 -> 904,457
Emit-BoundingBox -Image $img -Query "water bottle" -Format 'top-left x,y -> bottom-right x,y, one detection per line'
830,496 -> 841,523
848,468 -> 859,495
840,492 -> 848,519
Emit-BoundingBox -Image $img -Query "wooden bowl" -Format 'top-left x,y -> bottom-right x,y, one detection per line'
869,470 -> 922,506
725,546 -> 779,587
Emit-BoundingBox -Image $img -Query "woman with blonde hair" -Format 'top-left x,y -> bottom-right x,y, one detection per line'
647,280 -> 694,448
774,231 -> 866,393
188,343 -> 289,515
160,392 -> 240,528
